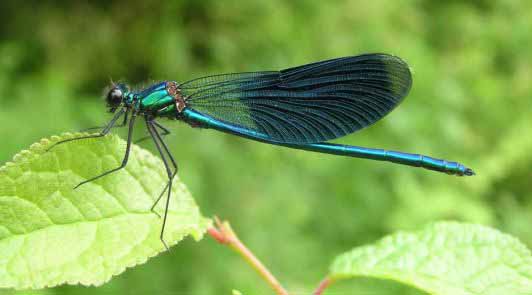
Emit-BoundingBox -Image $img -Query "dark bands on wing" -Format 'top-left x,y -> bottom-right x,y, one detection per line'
182,53 -> 412,144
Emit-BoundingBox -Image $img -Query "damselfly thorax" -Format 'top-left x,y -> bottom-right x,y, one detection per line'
118,81 -> 186,118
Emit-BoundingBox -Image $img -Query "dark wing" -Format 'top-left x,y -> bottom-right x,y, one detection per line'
180,53 -> 412,144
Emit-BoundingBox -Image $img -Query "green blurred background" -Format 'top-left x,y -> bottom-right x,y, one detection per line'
0,0 -> 530,294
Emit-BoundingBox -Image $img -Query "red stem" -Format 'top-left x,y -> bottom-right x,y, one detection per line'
207,217 -> 289,295
313,277 -> 332,295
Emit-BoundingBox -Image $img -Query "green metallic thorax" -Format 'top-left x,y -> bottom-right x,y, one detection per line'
124,81 -> 179,118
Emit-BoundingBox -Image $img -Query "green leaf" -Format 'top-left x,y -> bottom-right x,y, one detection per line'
330,222 -> 532,295
0,133 -> 210,289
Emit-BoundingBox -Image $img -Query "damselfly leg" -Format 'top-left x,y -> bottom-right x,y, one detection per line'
146,118 -> 178,249
72,112 -> 137,189
78,110 -> 129,132
135,120 -> 171,144
46,108 -> 127,151
147,122 -> 176,214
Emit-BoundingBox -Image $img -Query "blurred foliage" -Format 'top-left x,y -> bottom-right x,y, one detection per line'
0,0 -> 530,294
331,222 -> 532,295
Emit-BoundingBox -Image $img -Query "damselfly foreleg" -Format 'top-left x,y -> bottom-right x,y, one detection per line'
73,112 -> 137,189
47,108 -> 127,151
78,110 -> 129,132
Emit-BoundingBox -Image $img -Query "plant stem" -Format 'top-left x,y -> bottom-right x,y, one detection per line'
313,277 -> 332,295
207,216 -> 289,295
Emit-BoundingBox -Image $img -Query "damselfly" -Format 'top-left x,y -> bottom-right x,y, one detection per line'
48,53 -> 474,248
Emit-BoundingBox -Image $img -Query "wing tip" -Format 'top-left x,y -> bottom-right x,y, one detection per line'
378,54 -> 413,99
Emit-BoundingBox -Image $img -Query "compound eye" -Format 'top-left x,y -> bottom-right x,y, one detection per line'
107,88 -> 123,107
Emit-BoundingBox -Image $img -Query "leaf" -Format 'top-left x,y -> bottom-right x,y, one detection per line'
330,222 -> 532,295
0,133 -> 210,289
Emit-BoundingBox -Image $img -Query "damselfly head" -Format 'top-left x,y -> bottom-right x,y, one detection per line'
106,83 -> 128,113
